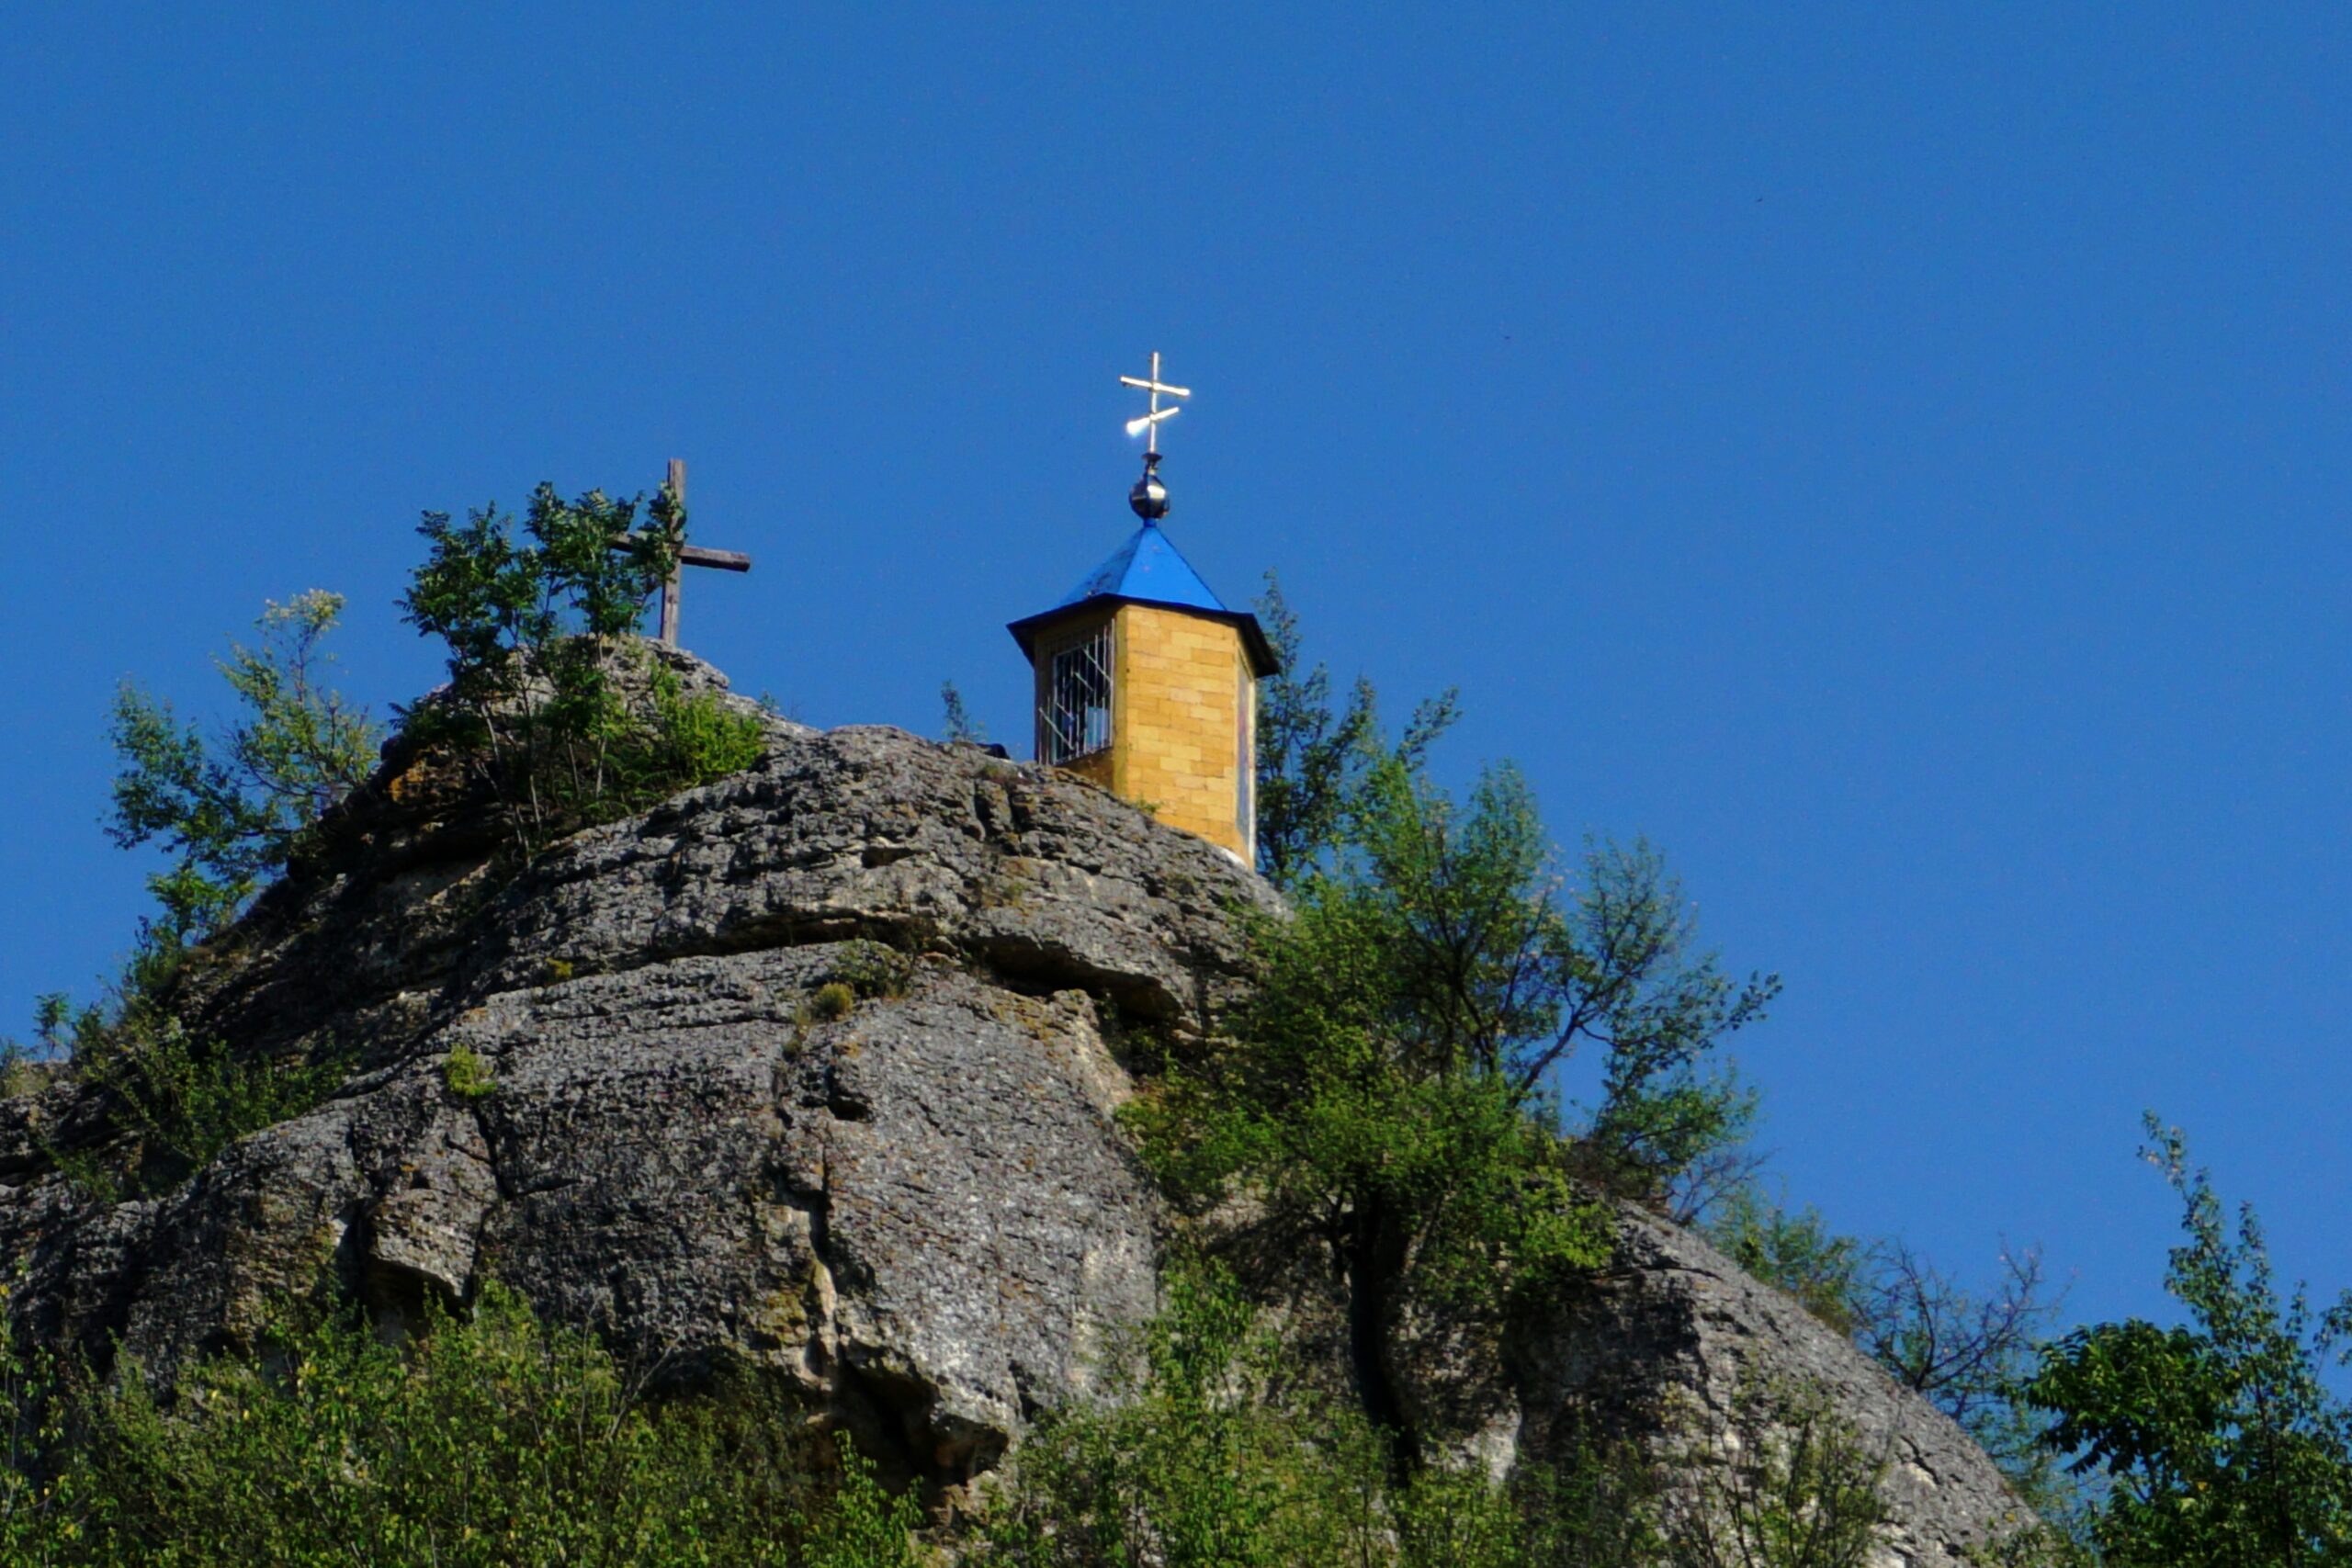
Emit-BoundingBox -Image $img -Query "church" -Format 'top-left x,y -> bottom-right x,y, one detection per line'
650,355 -> 1280,871
1005,355 -> 1280,869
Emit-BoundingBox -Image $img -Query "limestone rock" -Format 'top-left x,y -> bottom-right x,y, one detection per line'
0,649 -> 2032,1553
0,670 -> 1269,1486
1514,1202 -> 2037,1566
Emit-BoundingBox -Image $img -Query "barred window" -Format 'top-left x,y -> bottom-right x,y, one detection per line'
1043,622 -> 1114,762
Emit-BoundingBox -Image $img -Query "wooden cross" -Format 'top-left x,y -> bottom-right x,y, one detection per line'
639,458 -> 751,647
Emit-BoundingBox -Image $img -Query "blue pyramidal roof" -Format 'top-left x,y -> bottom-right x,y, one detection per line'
1056,522 -> 1230,614
1008,519 -> 1281,675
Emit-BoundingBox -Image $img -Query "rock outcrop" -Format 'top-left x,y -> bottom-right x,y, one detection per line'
1514,1204 -> 2035,1565
0,659 -> 1272,1487
0,649 -> 2030,1558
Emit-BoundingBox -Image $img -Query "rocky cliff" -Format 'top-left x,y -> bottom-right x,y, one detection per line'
0,651 -> 2031,1562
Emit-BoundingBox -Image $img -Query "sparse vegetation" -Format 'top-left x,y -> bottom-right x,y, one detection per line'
808,982 -> 856,1022
969,1257 -> 1670,1567
940,681 -> 987,745
442,1043 -> 497,1102
35,991 -> 352,1201
1663,1376 -> 1890,1568
829,940 -> 915,1000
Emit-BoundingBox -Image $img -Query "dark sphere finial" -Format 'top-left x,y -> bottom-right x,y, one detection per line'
1129,454 -> 1170,522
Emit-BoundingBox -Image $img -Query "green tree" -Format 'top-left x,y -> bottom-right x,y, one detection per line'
1250,574 -> 1457,890
972,1257 -> 1659,1568
939,681 -> 987,745
106,591 -> 379,944
2026,1115 -> 2352,1564
397,479 -> 763,857
1133,754 -> 1773,1461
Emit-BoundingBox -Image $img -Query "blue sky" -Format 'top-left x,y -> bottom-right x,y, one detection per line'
5,5 -> 2347,1335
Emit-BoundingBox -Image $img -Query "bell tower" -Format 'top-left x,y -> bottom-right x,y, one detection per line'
1007,355 -> 1280,867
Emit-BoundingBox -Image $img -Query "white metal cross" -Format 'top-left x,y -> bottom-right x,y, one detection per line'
1120,351 -> 1192,457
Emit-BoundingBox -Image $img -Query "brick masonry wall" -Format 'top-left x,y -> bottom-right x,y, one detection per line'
1027,602 -> 1256,863
1112,604 -> 1250,861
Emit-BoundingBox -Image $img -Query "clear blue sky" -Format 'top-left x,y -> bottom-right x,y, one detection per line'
5,5 -> 2347,1336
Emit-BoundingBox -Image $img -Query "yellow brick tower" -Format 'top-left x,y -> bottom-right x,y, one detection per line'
1008,355 -> 1280,867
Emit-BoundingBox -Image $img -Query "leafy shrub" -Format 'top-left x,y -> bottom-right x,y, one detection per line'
0,1281 -> 925,1566
808,983 -> 856,1022
1664,1375 -> 1890,1568
829,941 -> 914,1001
639,665 -> 767,793
971,1259 -> 1386,1567
442,1044 -> 496,1102
39,992 -> 352,1201
1706,1192 -> 1871,1337
970,1258 -> 1659,1567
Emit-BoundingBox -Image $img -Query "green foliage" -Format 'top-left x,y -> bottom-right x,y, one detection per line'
39,987 -> 352,1201
828,941 -> 915,1000
1250,573 -> 1458,890
1246,586 -> 1770,1204
970,1258 -> 1655,1567
801,1441 -> 930,1568
0,1280 -> 926,1566
441,1043 -> 496,1102
1963,1519 -> 2101,1568
2024,1115 -> 2352,1565
1566,838 -> 1774,1198
638,664 -> 769,793
397,479 -> 766,859
1132,753 -> 1770,1454
0,1035 -> 51,1098
1664,1376 -> 1890,1568
401,484 -> 677,699
1707,1192 -> 1871,1337
107,591 -> 379,944
808,983 -> 856,1022
972,1260 -> 1383,1566
940,681 -> 987,745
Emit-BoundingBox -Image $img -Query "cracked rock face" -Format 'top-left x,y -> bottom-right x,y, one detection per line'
0,676 -> 1272,1487
0,653 -> 2030,1553
1513,1204 -> 2036,1567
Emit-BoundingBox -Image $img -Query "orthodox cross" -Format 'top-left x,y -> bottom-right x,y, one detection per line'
623,458 -> 752,647
1120,351 -> 1191,457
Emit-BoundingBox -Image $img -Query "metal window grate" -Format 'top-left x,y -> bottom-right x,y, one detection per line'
1044,623 -> 1114,762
